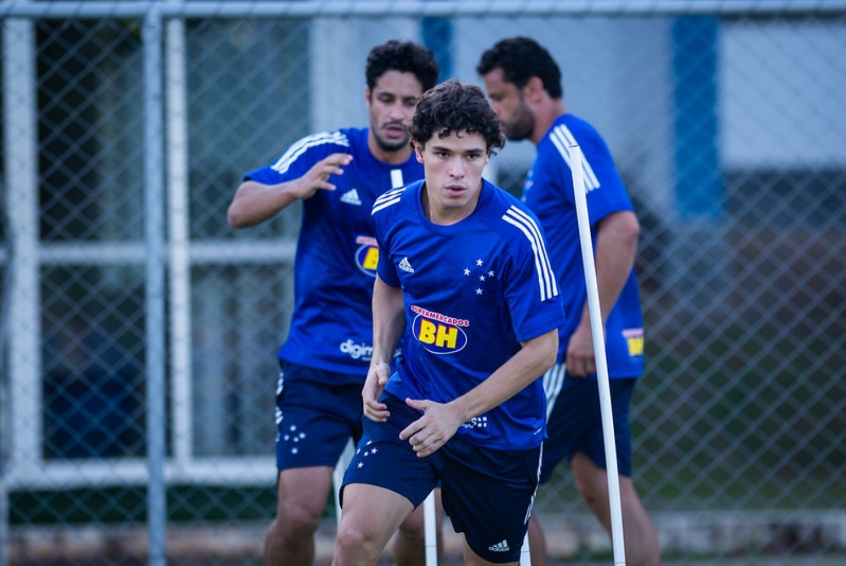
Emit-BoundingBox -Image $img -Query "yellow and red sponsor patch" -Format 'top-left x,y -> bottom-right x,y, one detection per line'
622,328 -> 644,357
355,236 -> 379,277
410,305 -> 469,355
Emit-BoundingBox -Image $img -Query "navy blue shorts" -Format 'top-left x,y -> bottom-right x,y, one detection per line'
540,364 -> 636,483
342,393 -> 541,563
274,361 -> 364,471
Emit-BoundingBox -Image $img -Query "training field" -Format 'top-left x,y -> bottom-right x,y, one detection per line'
1,1 -> 844,564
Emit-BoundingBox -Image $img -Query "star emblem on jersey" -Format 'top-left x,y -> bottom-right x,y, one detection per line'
340,188 -> 362,205
464,259 -> 494,296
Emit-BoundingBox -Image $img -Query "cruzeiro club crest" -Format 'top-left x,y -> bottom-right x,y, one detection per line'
355,235 -> 379,277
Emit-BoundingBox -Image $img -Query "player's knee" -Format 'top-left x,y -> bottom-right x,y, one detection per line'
580,491 -> 600,513
396,523 -> 426,544
274,502 -> 323,538
334,524 -> 383,563
574,475 -> 594,502
396,511 -> 426,540
572,458 -> 608,507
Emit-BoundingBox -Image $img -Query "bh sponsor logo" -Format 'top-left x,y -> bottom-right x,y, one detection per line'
410,305 -> 469,355
355,235 -> 379,277
340,339 -> 373,361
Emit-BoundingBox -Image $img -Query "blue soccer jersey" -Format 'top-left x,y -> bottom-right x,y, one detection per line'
371,179 -> 565,450
245,128 -> 424,380
523,114 -> 644,378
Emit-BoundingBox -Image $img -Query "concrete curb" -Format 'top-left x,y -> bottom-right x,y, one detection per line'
7,511 -> 846,564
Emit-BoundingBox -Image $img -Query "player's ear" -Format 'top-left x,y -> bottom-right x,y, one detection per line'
414,141 -> 425,163
524,76 -> 545,102
365,86 -> 372,108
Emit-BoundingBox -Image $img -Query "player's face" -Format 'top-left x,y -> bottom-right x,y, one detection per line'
482,68 -> 535,142
366,70 -> 425,158
415,131 -> 490,226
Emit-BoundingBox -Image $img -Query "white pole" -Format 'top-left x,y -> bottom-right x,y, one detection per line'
423,491 -> 437,566
333,440 -> 355,525
569,144 -> 626,566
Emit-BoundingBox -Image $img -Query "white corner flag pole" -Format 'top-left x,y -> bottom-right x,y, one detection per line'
569,144 -> 627,566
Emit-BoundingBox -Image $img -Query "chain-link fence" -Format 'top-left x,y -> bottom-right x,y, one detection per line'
1,1 -> 845,564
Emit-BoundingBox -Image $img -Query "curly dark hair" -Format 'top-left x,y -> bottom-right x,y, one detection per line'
366,40 -> 440,92
412,79 -> 505,154
476,36 -> 563,99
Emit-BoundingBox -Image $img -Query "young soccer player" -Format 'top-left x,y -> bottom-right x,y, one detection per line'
332,79 -> 565,566
227,40 -> 440,566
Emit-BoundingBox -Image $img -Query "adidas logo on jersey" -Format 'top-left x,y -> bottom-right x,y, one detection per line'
488,539 -> 510,552
340,189 -> 362,206
398,257 -> 415,273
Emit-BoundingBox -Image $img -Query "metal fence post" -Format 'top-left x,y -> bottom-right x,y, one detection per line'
143,7 -> 167,566
2,13 -> 40,566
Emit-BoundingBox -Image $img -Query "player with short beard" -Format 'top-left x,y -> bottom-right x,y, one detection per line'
478,36 -> 661,566
227,40 -> 439,566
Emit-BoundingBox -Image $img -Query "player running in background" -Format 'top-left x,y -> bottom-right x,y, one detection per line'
477,36 -> 661,566
227,40 -> 439,566
332,79 -> 565,566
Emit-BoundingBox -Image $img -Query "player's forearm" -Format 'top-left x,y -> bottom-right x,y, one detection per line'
448,329 -> 558,423
370,276 -> 406,367
227,180 -> 300,228
583,210 -> 640,325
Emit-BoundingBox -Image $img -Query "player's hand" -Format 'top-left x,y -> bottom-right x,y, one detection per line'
362,361 -> 391,422
399,398 -> 462,458
566,324 -> 597,377
294,153 -> 353,199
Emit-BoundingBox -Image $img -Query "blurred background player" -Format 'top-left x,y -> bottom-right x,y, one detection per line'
478,37 -> 661,566
227,40 -> 439,566
332,79 -> 564,566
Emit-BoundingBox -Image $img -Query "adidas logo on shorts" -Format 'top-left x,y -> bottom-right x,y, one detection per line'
488,539 -> 510,552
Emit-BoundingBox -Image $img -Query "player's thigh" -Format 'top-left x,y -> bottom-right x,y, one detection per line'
275,465 -> 334,523
571,454 -> 644,528
463,543 -> 519,566
398,488 -> 442,537
338,483 -> 416,549
571,451 -> 610,502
